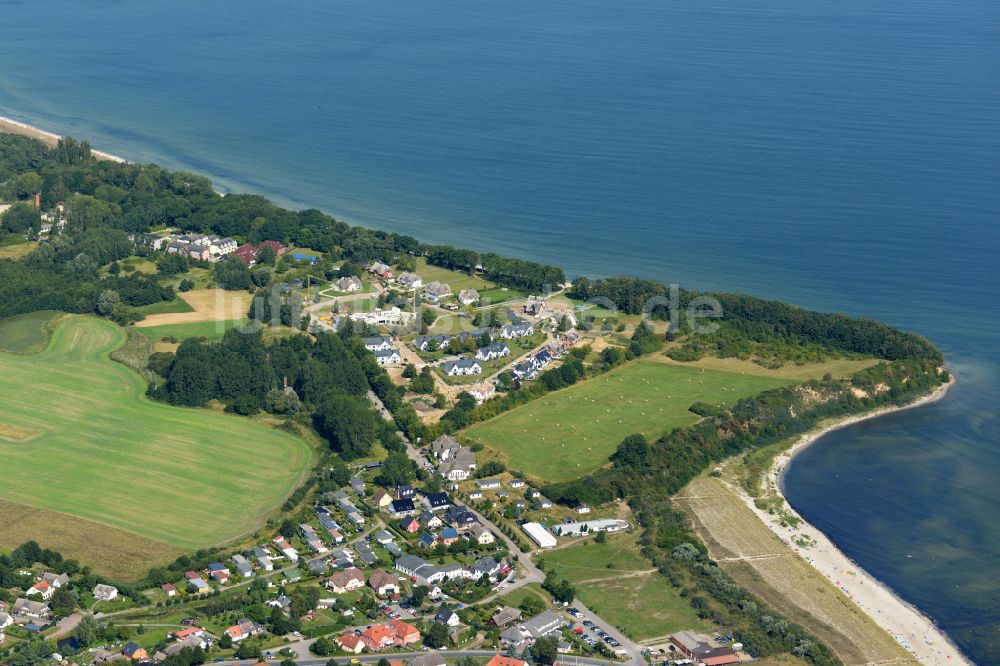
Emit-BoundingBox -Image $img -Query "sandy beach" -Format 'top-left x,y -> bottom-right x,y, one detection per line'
739,375 -> 970,665
0,115 -> 126,163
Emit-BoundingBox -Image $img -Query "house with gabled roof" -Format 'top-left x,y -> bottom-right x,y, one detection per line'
476,342 -> 510,361
458,289 -> 480,305
375,348 -> 402,365
364,336 -> 394,352
500,321 -> 534,339
397,272 -> 423,289
369,569 -> 399,597
335,275 -> 363,292
326,567 -> 365,593
442,358 -> 482,376
423,281 -> 452,302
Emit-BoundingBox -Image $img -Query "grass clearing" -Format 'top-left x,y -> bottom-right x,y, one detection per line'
579,574 -> 712,640
136,318 -> 251,341
133,295 -> 195,316
674,476 -> 915,665
0,316 -> 314,558
539,531 -> 651,583
0,310 -> 63,353
464,358 -> 791,483
539,530 -> 711,641
134,288 -> 252,327
0,239 -> 37,260
415,258 -> 495,293
656,354 -> 881,381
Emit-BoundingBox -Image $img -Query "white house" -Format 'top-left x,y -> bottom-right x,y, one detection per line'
93,584 -> 118,602
467,383 -> 496,404
458,289 -> 480,305
423,281 -> 452,302
475,342 -> 510,361
335,276 -> 363,292
500,322 -> 534,339
364,336 -> 394,352
397,272 -> 423,289
442,358 -> 482,376
374,348 -> 402,365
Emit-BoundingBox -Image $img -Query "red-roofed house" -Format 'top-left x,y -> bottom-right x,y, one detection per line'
162,583 -> 177,597
486,655 -> 526,666
258,240 -> 287,255
233,244 -> 258,264
28,579 -> 53,600
336,633 -> 364,654
172,627 -> 204,640
360,620 -> 421,651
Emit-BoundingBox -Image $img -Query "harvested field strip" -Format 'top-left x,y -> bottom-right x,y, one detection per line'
0,498 -> 181,581
134,288 -> 252,327
675,476 -> 916,665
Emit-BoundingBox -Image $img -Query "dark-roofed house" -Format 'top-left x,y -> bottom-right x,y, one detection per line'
435,606 -> 461,627
364,336 -> 394,352
442,358 -> 482,376
424,492 -> 451,511
390,498 -> 416,516
476,342 -> 510,361
375,348 -> 402,365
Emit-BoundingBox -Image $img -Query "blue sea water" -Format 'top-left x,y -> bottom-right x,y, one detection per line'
1,0 -> 998,660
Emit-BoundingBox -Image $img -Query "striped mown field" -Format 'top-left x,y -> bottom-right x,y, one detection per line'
0,315 -> 313,562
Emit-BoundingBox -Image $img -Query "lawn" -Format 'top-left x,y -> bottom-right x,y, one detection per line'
0,310 -> 63,353
135,318 -> 251,341
0,239 -> 37,260
538,531 -> 651,584
415,258 -> 495,293
463,358 -> 792,483
575,574 -> 713,640
0,316 -> 313,558
539,532 -> 712,640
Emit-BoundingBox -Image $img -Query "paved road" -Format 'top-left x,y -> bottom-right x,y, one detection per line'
239,649 -> 616,666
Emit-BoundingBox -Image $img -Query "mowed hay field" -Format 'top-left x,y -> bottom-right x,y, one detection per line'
0,316 -> 313,559
136,318 -> 251,342
0,310 -> 63,353
463,358 -> 791,483
674,477 -> 915,665
134,288 -> 252,327
539,531 -> 712,640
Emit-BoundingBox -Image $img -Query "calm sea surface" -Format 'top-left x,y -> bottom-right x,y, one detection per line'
1,0 -> 997,660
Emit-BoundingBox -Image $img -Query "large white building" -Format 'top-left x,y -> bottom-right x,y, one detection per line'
522,522 -> 557,549
551,519 -> 629,537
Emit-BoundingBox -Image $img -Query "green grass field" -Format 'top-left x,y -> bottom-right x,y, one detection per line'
135,318 -> 251,341
538,531 -> 652,583
415,258 -> 494,293
133,295 -> 195,316
0,310 -> 63,353
539,531 -> 712,640
463,358 -> 791,483
0,316 -> 313,554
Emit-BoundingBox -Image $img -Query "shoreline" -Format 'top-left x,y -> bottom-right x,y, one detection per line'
0,112 -> 975,664
742,375 -> 970,665
0,115 -> 127,163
